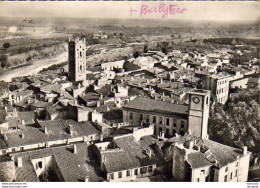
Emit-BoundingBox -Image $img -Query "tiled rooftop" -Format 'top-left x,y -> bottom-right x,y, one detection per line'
123,97 -> 188,115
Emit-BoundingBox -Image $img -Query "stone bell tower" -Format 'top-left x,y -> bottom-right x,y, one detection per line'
188,89 -> 210,139
68,38 -> 87,82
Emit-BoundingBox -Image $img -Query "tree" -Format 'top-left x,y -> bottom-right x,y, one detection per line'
133,51 -> 139,58
3,42 -> 10,50
144,44 -> 148,53
0,54 -> 8,68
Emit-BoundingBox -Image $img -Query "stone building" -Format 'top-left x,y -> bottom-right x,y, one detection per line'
68,38 -> 87,82
122,89 -> 210,139
170,134 -> 251,182
202,73 -> 230,104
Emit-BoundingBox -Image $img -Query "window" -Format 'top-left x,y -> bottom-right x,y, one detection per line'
230,172 -> 233,180
172,130 -> 176,136
235,170 -> 238,177
146,115 -> 149,123
127,170 -> 131,177
173,121 -> 177,127
20,147 -> 24,151
148,166 -> 153,172
118,172 -> 122,178
130,112 -> 133,120
140,114 -> 143,121
12,148 -> 15,152
180,131 -> 184,136
201,169 -> 205,175
166,129 -> 169,137
225,167 -> 228,172
38,161 -> 42,169
236,162 -> 238,167
224,175 -> 227,182
153,116 -> 156,124
159,117 -> 163,124
134,169 -> 138,175
166,118 -> 169,126
110,173 -> 114,180
36,161 -> 43,170
140,167 -> 147,174
181,121 -> 185,128
159,127 -> 163,134
197,178 -> 200,182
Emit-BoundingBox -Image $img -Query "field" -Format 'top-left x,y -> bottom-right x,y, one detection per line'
0,17 -> 259,77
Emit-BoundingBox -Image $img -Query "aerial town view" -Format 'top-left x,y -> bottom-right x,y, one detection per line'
0,1 -> 259,183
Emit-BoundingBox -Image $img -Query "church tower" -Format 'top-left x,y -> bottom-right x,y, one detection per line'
188,89 -> 210,139
68,38 -> 87,82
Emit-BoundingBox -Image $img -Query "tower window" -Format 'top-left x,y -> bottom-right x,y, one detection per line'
166,118 -> 169,126
80,51 -> 82,57
159,117 -> 163,124
140,114 -> 143,121
153,116 -> 156,124
130,112 -> 133,120
181,121 -> 185,128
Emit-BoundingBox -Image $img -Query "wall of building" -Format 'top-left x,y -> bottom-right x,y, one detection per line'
191,166 -> 211,182
123,109 -> 188,137
133,125 -> 154,141
216,153 -> 250,183
31,156 -> 53,177
216,78 -> 229,104
92,111 -> 103,123
172,146 -> 191,181
230,78 -> 249,89
107,165 -> 155,182
237,153 -> 251,182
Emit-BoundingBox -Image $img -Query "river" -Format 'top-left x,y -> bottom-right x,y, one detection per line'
0,52 -> 68,82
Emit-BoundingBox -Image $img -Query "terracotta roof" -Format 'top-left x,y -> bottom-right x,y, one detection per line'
10,143 -> 104,182
102,135 -> 165,173
10,152 -> 40,182
3,120 -> 100,148
123,97 -> 188,115
186,152 -> 212,169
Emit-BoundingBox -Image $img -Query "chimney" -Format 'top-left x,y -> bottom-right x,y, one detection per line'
78,83 -> 81,89
146,149 -> 152,157
103,155 -> 106,163
96,100 -> 100,107
17,157 -> 23,167
184,151 -> 189,161
100,133 -> 103,142
85,176 -> 89,182
69,125 -> 74,136
20,133 -> 24,139
4,133 -> 8,141
73,144 -> 77,154
21,120 -> 25,125
188,140 -> 195,150
106,106 -> 110,112
44,126 -> 48,134
243,146 -> 247,156
100,94 -> 103,100
4,106 -> 8,112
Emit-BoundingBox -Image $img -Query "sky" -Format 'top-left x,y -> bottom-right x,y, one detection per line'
0,1 -> 259,22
